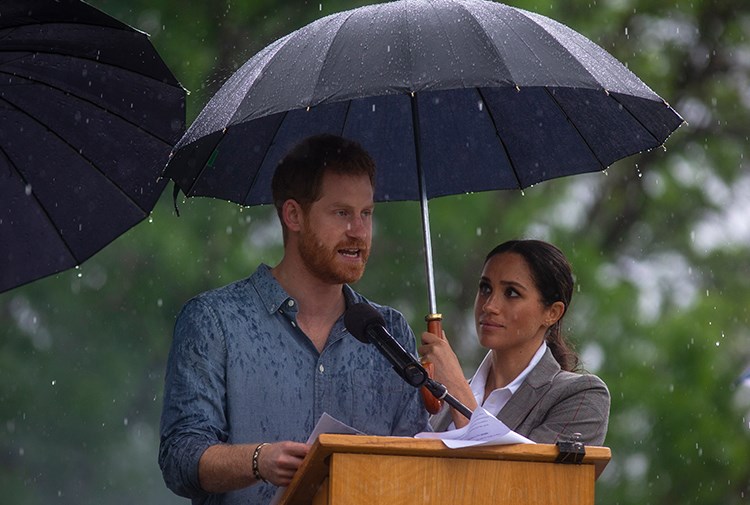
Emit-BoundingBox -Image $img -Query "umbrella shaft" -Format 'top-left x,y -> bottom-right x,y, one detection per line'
412,93 -> 438,314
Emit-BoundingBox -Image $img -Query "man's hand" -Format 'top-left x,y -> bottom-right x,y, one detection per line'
257,441 -> 310,486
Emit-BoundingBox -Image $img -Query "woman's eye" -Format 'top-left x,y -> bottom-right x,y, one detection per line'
478,282 -> 491,295
505,287 -> 520,298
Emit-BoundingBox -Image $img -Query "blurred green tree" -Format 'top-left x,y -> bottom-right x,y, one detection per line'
1,1 -> 748,504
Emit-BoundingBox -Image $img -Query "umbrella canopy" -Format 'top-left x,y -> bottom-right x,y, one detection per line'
163,0 -> 682,311
0,0 -> 185,293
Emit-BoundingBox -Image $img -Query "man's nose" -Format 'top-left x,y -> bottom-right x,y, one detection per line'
347,216 -> 369,237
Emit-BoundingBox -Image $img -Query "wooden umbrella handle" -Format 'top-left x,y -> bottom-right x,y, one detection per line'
420,313 -> 445,414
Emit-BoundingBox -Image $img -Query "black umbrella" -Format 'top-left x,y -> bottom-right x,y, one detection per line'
164,0 -> 682,316
0,0 -> 185,293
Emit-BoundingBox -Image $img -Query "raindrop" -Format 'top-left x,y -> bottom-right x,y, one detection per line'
148,216 -> 154,224
24,184 -> 32,196
51,380 -> 56,386
157,298 -> 163,307
319,3 -> 322,10
475,227 -> 482,236
372,104 -> 376,112
478,101 -> 483,111
124,418 -> 129,426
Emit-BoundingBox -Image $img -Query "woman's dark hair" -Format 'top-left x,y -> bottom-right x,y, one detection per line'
485,239 -> 580,372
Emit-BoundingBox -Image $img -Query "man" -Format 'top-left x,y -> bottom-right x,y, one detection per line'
159,134 -> 429,505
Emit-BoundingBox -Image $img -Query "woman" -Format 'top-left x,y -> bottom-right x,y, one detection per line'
419,239 -> 610,445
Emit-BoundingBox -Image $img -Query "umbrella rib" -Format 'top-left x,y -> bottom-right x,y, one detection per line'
0,21 -> 180,87
542,86 -> 608,170
307,9 -> 359,104
240,110 -> 290,206
0,68 -> 180,147
475,87 -> 525,189
0,94 -> 153,215
445,0 -> 514,84
605,92 -> 662,146
0,141 -> 81,265
338,100 -> 353,137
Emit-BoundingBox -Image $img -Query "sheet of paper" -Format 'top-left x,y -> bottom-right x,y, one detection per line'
415,406 -> 534,448
269,413 -> 363,505
305,412 -> 364,443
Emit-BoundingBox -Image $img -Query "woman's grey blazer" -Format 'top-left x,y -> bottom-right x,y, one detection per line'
429,348 -> 610,446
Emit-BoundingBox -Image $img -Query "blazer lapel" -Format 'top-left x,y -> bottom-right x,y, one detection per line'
498,349 -> 560,430
429,404 -> 454,432
429,348 -> 561,432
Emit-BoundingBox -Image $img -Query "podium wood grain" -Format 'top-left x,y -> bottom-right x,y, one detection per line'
280,434 -> 610,505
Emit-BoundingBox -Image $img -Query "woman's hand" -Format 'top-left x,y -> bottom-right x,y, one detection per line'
418,331 -> 477,427
418,330 -> 462,388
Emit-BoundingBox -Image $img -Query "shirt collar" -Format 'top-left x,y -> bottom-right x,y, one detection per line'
250,263 -> 362,315
469,341 -> 548,398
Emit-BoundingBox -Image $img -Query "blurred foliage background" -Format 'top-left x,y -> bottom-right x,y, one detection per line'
2,0 -> 749,503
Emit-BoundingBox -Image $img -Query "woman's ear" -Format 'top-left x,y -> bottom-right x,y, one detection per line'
281,199 -> 303,232
546,301 -> 566,326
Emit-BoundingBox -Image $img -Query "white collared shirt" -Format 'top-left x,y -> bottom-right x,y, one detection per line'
447,342 -> 547,430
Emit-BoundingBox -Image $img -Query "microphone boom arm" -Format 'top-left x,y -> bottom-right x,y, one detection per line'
366,327 -> 472,421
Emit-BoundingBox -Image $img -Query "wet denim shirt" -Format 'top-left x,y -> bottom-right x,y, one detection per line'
159,263 -> 429,505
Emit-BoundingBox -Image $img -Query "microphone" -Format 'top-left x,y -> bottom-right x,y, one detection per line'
344,302 -> 473,421
344,302 -> 429,387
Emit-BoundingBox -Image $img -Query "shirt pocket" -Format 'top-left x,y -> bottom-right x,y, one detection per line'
349,370 -> 406,436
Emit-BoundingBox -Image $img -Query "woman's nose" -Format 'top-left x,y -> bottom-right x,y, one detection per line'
482,294 -> 500,314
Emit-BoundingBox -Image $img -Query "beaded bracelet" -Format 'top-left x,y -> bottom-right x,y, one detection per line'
252,443 -> 270,483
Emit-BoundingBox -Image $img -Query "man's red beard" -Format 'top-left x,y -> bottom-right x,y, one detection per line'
298,228 -> 369,284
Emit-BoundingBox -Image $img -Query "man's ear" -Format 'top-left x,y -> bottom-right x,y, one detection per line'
281,199 -> 303,232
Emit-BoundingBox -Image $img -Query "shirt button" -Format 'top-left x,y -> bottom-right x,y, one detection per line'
288,300 -> 295,307
319,364 -> 325,373
291,321 -> 297,328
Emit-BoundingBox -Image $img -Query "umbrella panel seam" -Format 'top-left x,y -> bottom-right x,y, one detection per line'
0,93 -> 154,215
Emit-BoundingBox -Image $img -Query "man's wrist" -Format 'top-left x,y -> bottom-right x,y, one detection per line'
252,443 -> 270,483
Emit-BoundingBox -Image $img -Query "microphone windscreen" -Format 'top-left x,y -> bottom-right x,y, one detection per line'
344,302 -> 386,343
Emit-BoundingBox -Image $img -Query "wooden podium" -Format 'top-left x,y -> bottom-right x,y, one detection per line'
277,434 -> 610,505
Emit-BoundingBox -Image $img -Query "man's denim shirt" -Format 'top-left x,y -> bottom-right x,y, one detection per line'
159,264 -> 429,505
